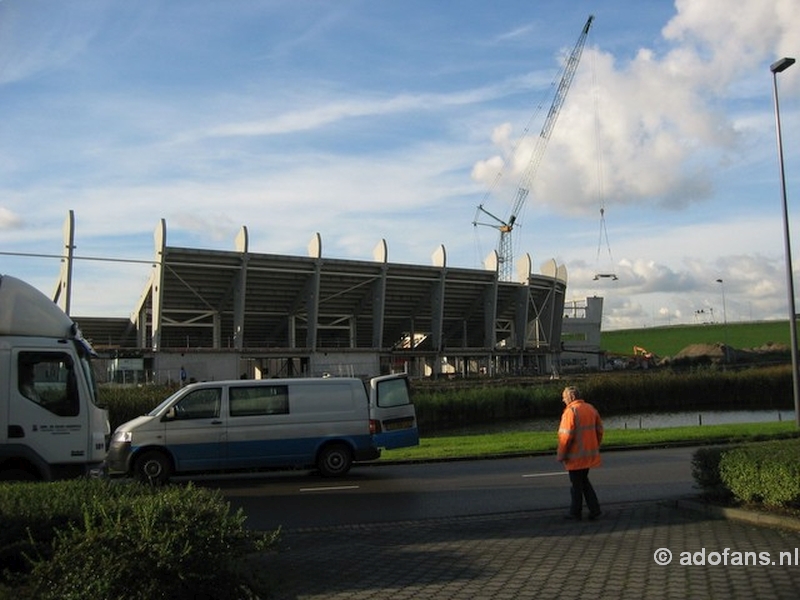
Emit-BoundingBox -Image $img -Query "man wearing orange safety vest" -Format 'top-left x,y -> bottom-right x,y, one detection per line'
557,385 -> 604,521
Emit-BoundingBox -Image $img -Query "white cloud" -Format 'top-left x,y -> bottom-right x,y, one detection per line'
0,207 -> 22,230
662,0 -> 798,79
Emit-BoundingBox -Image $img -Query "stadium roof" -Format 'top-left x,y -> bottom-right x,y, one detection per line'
122,222 -> 567,355
54,216 -> 567,358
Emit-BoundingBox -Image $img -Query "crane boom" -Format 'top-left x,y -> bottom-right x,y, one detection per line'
475,15 -> 593,281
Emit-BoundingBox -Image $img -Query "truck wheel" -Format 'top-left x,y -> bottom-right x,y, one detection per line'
135,450 -> 172,485
0,468 -> 38,481
317,443 -> 352,477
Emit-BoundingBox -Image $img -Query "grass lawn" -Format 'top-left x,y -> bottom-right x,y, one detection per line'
601,320 -> 791,357
381,420 -> 800,462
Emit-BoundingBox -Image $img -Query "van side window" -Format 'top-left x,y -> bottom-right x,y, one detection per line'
172,388 -> 221,420
229,385 -> 289,417
376,377 -> 411,408
17,351 -> 80,417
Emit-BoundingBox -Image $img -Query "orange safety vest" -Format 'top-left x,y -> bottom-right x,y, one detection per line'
557,399 -> 603,470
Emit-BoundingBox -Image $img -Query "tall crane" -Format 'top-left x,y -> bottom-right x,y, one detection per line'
473,15 -> 593,281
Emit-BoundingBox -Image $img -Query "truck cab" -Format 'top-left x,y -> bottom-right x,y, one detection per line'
0,274 -> 110,480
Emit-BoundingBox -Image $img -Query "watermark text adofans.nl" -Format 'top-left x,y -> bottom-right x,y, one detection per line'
654,547 -> 800,566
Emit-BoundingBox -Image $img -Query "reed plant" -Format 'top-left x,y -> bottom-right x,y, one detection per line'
412,366 -> 793,433
411,382 -> 563,431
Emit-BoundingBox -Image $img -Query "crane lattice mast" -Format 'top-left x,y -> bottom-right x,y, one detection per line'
474,15 -> 593,281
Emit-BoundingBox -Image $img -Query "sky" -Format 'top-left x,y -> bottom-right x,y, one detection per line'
2,0 -> 800,332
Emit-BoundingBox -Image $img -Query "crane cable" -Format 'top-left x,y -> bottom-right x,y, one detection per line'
592,48 -> 617,281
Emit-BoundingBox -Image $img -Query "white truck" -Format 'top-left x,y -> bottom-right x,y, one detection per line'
0,274 -> 110,480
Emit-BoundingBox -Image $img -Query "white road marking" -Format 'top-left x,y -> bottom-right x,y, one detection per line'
299,485 -> 360,492
522,472 -> 567,478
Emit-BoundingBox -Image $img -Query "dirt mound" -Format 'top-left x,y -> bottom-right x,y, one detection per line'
753,342 -> 790,353
672,343 -> 727,359
664,342 -> 790,365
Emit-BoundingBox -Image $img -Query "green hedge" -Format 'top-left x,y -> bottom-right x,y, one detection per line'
718,439 -> 800,506
0,479 -> 278,600
692,438 -> 800,507
102,384 -> 179,431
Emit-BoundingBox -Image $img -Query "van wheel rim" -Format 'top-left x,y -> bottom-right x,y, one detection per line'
144,462 -> 162,477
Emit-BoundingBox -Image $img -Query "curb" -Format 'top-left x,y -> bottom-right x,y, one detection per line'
672,497 -> 800,532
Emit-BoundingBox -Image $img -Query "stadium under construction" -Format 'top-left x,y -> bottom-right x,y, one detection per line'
30,212 -> 604,384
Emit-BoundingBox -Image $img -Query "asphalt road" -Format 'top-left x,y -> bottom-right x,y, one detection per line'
195,446 -> 698,531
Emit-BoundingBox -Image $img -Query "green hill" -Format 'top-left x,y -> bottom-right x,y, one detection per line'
600,321 -> 792,358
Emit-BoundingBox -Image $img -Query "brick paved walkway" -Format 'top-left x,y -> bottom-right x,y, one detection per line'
259,501 -> 800,599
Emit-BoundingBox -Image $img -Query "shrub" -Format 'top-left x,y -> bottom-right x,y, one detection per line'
102,384 -> 178,431
718,439 -> 800,506
0,479 -> 111,577
691,446 -> 735,501
0,479 -> 278,599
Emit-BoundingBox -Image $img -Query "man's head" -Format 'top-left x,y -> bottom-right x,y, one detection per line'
562,385 -> 580,405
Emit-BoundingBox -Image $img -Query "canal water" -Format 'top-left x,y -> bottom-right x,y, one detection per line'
463,409 -> 799,434
602,409 -> 797,430
430,409 -> 797,436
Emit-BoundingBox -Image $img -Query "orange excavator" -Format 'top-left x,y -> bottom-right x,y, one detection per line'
632,346 -> 656,368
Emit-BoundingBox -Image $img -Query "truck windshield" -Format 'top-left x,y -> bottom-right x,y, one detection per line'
75,341 -> 102,408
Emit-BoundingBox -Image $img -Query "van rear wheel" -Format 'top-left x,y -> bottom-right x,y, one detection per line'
135,450 -> 172,485
317,443 -> 352,477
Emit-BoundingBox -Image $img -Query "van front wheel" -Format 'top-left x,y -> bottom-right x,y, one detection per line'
135,450 -> 172,485
317,443 -> 352,477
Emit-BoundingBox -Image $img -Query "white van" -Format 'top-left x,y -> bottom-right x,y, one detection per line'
107,373 -> 419,483
0,274 -> 110,481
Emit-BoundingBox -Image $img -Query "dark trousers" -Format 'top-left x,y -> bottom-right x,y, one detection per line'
568,468 -> 600,516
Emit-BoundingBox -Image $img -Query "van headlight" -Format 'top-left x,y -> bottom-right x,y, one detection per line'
112,430 -> 132,444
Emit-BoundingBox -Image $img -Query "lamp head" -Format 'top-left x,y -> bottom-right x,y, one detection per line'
771,57 -> 796,74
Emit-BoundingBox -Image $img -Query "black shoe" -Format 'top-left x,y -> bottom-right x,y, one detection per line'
588,511 -> 602,521
563,513 -> 582,521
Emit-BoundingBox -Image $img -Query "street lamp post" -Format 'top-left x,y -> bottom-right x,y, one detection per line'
716,278 -> 728,362
770,56 -> 800,428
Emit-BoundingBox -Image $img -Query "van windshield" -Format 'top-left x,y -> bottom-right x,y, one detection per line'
148,389 -> 184,416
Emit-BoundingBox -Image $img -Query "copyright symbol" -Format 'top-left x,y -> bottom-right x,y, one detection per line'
653,548 -> 672,566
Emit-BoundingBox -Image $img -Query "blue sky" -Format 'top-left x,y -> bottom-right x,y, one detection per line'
1,0 -> 799,331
